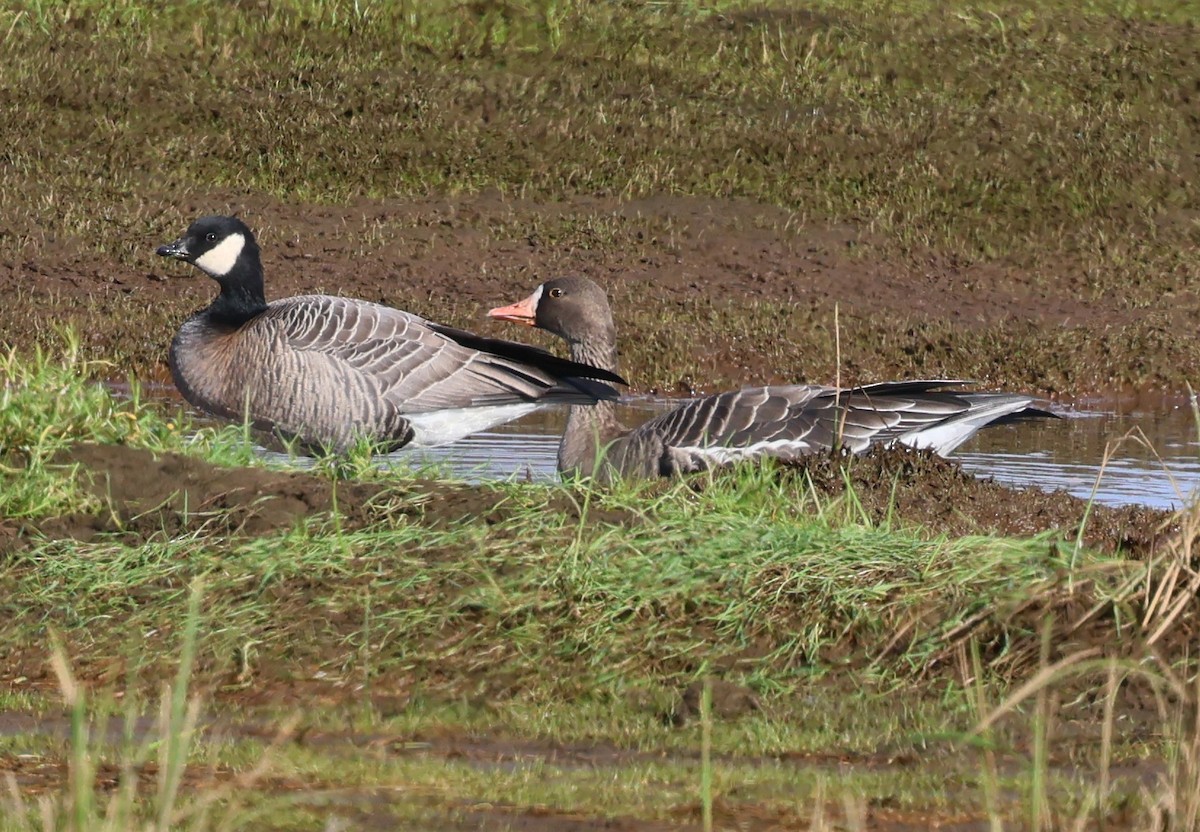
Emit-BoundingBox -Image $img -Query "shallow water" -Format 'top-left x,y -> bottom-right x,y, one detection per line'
119,384 -> 1200,510
348,396 -> 1200,510
955,406 -> 1200,511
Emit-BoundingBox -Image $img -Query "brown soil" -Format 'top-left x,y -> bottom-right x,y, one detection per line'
6,440 -> 1169,559
776,445 -> 1172,556
2,191 -> 1195,397
3,441 -> 636,554
0,702 -> 1161,832
3,9 -> 1197,829
1,443 -> 1175,718
40,442 -> 392,541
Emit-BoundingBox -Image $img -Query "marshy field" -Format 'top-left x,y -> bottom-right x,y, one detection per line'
3,0 -> 1200,829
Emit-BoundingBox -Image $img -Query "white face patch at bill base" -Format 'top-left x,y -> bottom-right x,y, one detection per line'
194,232 -> 245,277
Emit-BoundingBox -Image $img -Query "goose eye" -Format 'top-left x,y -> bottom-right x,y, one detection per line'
205,232 -> 217,242
548,287 -> 564,298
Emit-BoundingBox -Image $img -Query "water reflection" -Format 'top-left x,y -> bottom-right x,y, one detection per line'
266,399 -> 668,485
373,398 -> 1200,510
125,383 -> 1200,510
956,408 -> 1200,509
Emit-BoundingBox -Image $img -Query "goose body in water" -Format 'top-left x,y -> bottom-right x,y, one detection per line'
156,217 -> 625,454
488,276 -> 1054,481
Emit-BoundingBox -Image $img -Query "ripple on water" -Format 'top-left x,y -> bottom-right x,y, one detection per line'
121,385 -> 1200,510
374,401 -> 1200,510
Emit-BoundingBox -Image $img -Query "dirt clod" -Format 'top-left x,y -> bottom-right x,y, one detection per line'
777,446 -> 1172,557
672,679 -> 763,725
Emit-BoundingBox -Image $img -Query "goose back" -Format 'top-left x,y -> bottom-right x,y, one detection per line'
595,381 -> 1043,480
488,276 -> 1054,482
171,294 -> 625,453
159,216 -> 625,455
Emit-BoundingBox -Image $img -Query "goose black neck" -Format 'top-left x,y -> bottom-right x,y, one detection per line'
206,257 -> 268,327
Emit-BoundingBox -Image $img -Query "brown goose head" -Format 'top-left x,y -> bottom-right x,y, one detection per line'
488,276 -> 616,348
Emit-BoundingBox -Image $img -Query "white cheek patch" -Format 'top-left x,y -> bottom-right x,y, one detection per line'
194,232 -> 245,277
529,283 -> 544,312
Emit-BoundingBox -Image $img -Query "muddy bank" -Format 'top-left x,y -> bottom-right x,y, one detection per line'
3,7 -> 1199,829
4,192 -> 1199,400
2,442 -> 636,553
3,442 -> 1172,558
776,446 -> 1172,556
4,3 -> 1200,398
0,442 -> 1180,706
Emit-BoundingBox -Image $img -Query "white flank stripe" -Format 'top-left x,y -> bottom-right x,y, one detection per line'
194,232 -> 245,277
675,438 -> 817,464
406,403 -> 543,448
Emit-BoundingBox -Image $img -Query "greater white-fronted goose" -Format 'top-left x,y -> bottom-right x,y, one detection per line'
488,276 -> 1054,481
156,216 -> 626,454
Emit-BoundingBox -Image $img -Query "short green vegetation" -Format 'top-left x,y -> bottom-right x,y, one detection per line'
0,332 -> 255,519
2,0 -> 1199,827
2,0 -> 1200,390
3,0 -> 1197,265
1,338 -> 1194,830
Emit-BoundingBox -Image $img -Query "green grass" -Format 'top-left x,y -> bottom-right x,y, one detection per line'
4,1 -> 1200,824
0,339 -> 1155,697
2,0 -> 1200,391
8,493 -> 1115,686
0,341 -> 1197,828
0,331 -> 260,519
0,339 -> 1136,691
0,329 -> 256,460
2,0 -> 1197,267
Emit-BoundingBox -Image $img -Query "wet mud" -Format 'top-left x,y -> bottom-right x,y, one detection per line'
776,445 -> 1172,556
2,442 -> 636,554
3,7 -> 1199,829
5,441 -> 1172,559
0,699 -> 1165,832
4,192 -> 1198,399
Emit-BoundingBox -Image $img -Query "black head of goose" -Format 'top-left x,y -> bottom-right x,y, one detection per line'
156,216 -> 627,454
488,275 -> 1055,482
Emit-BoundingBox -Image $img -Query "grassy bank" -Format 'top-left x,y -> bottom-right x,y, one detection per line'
1,0 -> 1199,392
2,342 -> 1197,828
3,0 -> 1198,268
3,0 -> 1200,821
0,338 -> 1147,691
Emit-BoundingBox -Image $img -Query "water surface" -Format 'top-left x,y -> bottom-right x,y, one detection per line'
370,397 -> 1200,510
119,383 -> 1200,510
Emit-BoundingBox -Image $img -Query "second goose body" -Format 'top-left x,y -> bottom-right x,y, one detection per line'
157,217 -> 625,453
489,276 -> 1053,482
